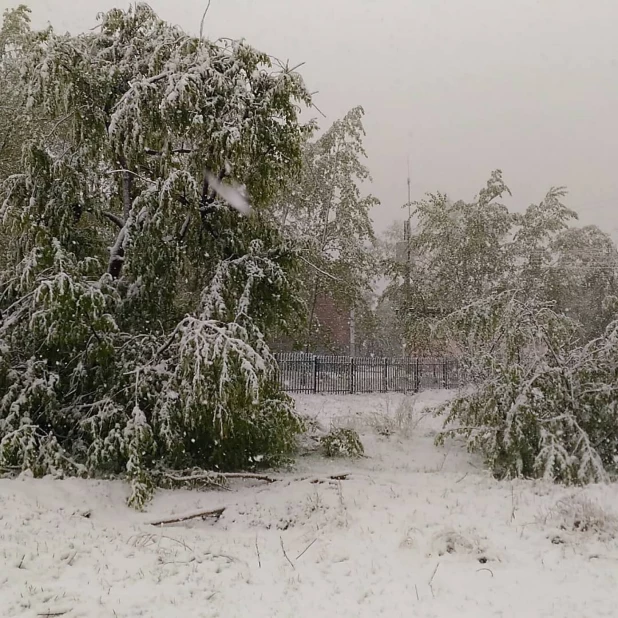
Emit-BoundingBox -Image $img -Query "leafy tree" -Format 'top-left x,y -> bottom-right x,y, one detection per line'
545,225 -> 618,340
273,106 -> 379,351
386,170 -> 616,352
0,5 -> 33,181
357,221 -> 407,356
395,174 -> 618,485
512,187 -> 577,298
388,171 -> 515,353
0,4 -> 313,507
0,5 -> 39,270
355,295 -> 403,357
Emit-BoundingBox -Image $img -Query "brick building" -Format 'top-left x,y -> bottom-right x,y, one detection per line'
270,291 -> 355,355
313,293 -> 354,355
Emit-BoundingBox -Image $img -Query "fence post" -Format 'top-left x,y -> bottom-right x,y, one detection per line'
442,359 -> 448,389
313,355 -> 318,393
350,357 -> 354,394
383,357 -> 388,392
274,352 -> 280,389
415,357 -> 420,393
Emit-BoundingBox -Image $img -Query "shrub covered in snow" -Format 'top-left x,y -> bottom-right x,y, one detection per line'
435,293 -> 618,484
0,5 -> 313,507
321,428 -> 364,458
548,493 -> 618,539
370,395 -> 420,438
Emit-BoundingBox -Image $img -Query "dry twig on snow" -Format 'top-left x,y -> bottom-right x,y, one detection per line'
296,538 -> 317,560
428,562 -> 440,598
280,536 -> 295,569
255,534 -> 262,568
476,567 -> 495,577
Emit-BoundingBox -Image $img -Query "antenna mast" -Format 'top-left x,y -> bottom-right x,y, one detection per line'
404,158 -> 412,354
407,157 -> 411,220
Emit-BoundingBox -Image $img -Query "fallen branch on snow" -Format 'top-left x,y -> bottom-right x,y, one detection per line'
149,507 -> 225,526
148,473 -> 351,526
158,470 -> 351,488
162,471 -> 279,485
312,473 -> 350,482
289,473 -> 351,484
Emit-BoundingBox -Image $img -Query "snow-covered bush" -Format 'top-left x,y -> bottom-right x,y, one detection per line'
370,396 -> 419,438
0,4 -> 313,508
321,428 -> 364,458
546,493 -> 618,539
435,293 -> 618,484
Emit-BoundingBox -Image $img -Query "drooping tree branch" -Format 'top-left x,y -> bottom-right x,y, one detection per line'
105,156 -> 134,279
144,147 -> 194,156
179,214 -> 192,242
118,155 -> 133,221
200,166 -> 211,211
108,227 -> 127,279
101,210 -> 125,228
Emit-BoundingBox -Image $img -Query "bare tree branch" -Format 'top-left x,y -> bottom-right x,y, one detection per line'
297,254 -> 344,282
199,0 -> 213,40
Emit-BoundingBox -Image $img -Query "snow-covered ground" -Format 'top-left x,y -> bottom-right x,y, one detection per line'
2,390 -> 618,617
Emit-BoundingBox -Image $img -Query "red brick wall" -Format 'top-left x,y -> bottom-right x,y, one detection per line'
268,292 -> 352,354
314,293 -> 351,354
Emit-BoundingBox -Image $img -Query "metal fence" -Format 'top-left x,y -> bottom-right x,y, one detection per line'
274,353 -> 459,394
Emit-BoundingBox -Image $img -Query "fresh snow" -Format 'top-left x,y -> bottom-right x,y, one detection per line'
204,171 -> 251,216
1,390 -> 618,617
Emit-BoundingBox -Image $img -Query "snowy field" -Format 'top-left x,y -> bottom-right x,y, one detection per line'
2,390 -> 618,618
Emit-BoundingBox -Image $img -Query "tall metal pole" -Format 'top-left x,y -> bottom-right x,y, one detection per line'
404,158 -> 412,356
407,156 -> 412,220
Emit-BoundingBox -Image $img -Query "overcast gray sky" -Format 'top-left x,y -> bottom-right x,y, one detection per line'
7,0 -> 618,234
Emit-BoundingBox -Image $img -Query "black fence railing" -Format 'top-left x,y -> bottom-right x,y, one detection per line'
274,354 -> 459,394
